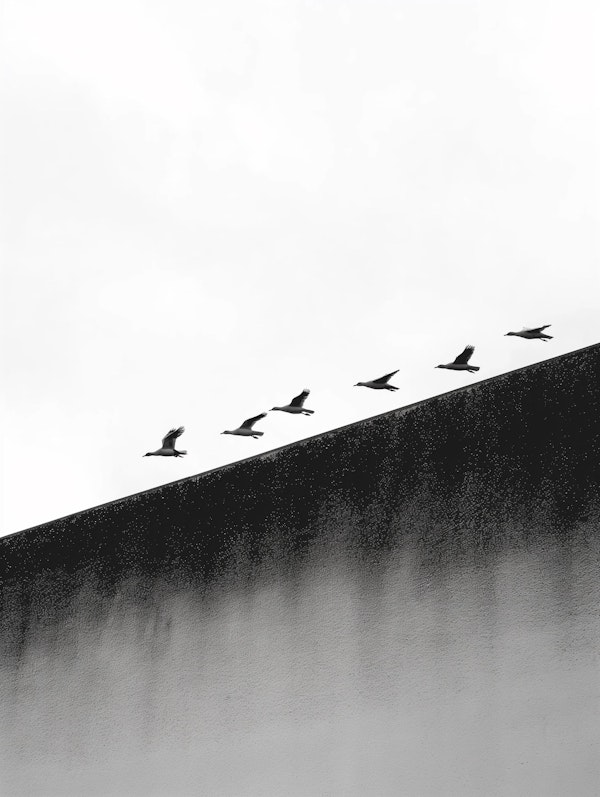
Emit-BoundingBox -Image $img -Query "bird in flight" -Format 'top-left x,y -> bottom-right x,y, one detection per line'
436,346 -> 480,373
271,389 -> 315,415
222,413 -> 267,438
144,427 -> 187,457
354,370 -> 399,391
505,325 -> 553,341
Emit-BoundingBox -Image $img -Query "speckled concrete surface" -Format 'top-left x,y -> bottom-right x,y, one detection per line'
1,344 -> 599,795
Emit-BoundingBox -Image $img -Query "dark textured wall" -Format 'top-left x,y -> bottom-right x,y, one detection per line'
1,345 -> 599,796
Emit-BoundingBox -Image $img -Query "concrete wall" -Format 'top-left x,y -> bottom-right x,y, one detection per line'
2,345 -> 599,796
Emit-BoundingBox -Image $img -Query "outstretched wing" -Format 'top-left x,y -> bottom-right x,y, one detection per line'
162,426 -> 185,448
373,370 -> 399,384
523,324 -> 551,333
290,389 -> 310,407
453,346 -> 475,365
241,413 -> 267,429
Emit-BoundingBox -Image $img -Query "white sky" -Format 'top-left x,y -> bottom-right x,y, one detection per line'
1,0 -> 598,536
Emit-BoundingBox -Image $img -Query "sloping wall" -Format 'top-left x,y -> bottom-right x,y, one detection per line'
2,345 -> 599,796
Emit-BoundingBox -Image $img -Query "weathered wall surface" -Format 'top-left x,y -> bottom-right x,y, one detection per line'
1,345 -> 599,796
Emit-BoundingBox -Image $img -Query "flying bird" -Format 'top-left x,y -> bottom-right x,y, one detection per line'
222,413 -> 267,438
505,325 -> 553,341
271,389 -> 315,415
144,427 -> 187,457
354,370 -> 399,391
436,346 -> 480,373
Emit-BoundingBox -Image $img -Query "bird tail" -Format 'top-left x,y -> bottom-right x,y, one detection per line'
175,450 -> 187,456
471,366 -> 480,371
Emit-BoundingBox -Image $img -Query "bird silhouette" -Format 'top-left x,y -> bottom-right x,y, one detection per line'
222,413 -> 267,438
271,389 -> 315,415
354,370 -> 399,391
436,346 -> 480,373
505,325 -> 553,341
144,427 -> 187,457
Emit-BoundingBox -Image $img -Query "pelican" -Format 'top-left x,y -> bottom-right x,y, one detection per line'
505,325 -> 552,341
144,427 -> 187,457
436,346 -> 480,373
271,389 -> 314,415
222,413 -> 267,438
354,370 -> 399,391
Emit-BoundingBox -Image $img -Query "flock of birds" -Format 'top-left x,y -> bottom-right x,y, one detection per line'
143,325 -> 553,457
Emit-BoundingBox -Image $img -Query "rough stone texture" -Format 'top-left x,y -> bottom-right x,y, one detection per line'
1,344 -> 599,796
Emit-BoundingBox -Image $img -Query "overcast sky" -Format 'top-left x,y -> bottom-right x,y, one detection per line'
1,0 -> 598,536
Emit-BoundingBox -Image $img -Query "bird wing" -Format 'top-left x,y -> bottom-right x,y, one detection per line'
241,413 -> 267,429
162,427 -> 185,448
453,346 -> 475,365
523,324 -> 551,333
290,389 -> 310,407
372,370 -> 399,384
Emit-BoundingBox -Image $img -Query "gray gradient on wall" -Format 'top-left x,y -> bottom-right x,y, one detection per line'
1,345 -> 600,795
